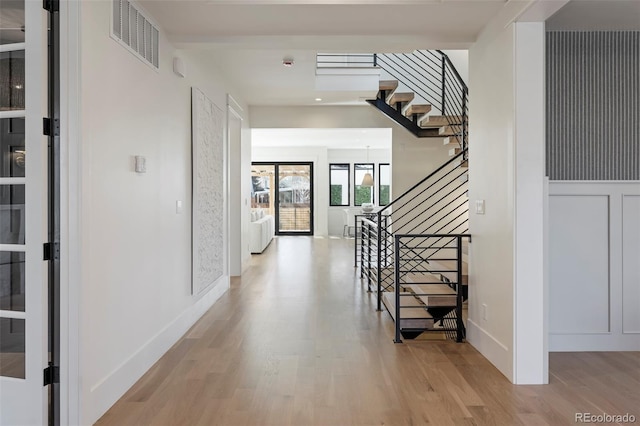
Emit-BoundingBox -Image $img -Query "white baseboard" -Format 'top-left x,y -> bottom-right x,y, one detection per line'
550,333 -> 640,352
467,319 -> 513,382
87,277 -> 229,424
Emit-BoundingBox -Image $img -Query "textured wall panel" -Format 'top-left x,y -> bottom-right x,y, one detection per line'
546,32 -> 640,180
192,88 -> 225,295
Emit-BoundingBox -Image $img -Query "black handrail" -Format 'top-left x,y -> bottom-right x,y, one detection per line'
378,148 -> 467,214
436,50 -> 468,94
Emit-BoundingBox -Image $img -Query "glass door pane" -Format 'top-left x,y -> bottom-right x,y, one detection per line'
277,164 -> 312,234
251,164 -> 275,217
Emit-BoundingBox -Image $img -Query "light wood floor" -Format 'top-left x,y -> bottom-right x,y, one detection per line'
97,237 -> 640,426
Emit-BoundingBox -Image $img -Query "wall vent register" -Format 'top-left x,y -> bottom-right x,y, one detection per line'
111,0 -> 160,69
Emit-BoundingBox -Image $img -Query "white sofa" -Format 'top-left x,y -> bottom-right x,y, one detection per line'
250,209 -> 275,254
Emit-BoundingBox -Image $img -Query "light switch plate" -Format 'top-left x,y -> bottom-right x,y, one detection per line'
135,155 -> 146,173
475,199 -> 485,215
176,200 -> 183,214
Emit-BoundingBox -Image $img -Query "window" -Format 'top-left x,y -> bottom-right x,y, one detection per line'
329,164 -> 350,206
354,163 -> 374,206
379,163 -> 390,206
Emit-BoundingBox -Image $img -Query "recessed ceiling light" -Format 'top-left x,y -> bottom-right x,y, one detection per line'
315,98 -> 322,102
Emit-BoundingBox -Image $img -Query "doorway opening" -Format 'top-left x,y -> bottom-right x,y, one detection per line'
251,162 -> 314,235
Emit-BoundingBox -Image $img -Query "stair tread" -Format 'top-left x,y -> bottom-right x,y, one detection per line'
408,283 -> 456,295
439,125 -> 462,136
404,104 -> 432,116
381,292 -> 434,330
388,92 -> 415,105
379,80 -> 399,91
405,272 -> 443,283
428,259 -> 468,274
407,284 -> 457,307
420,115 -> 463,128
428,259 -> 468,284
444,136 -> 462,146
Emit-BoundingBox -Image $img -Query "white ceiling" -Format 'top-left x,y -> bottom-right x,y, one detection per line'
139,1 -> 508,50
137,0 -> 520,106
252,128 -> 392,149
140,0 -> 634,150
137,0 -> 637,107
197,48 -> 381,106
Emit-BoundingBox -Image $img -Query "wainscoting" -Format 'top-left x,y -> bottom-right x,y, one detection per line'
549,181 -> 640,351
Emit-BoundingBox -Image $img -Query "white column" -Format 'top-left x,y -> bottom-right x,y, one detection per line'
513,21 -> 548,384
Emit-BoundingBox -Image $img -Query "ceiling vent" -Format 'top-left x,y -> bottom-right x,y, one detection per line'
111,0 -> 159,69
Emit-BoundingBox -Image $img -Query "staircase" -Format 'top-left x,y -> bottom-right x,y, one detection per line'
358,50 -> 470,342
359,155 -> 470,342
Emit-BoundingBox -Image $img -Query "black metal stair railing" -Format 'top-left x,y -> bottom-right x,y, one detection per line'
372,50 -> 468,153
316,50 -> 468,151
357,149 -> 469,341
393,234 -> 471,343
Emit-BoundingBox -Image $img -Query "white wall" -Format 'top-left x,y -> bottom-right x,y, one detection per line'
549,182 -> 640,351
76,1 -> 249,422
229,108 -> 243,275
391,134 -> 452,198
241,120 -> 253,269
468,24 -> 516,381
468,22 -> 548,384
442,50 -> 469,85
228,96 -> 252,276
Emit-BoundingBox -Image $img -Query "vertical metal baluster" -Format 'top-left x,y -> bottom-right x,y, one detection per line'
367,223 -> 372,291
394,236 -> 402,343
441,54 -> 446,116
377,214 -> 382,311
456,236 -> 464,342
360,218 -> 364,279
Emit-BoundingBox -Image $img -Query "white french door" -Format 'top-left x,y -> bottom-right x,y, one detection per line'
0,0 -> 49,424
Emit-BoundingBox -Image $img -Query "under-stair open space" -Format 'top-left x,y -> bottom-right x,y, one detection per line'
96,237 -> 640,426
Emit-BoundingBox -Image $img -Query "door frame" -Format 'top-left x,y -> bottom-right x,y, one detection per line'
251,161 -> 314,236
58,0 -> 82,424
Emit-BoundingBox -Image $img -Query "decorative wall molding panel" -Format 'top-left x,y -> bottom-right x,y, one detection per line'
549,181 -> 640,351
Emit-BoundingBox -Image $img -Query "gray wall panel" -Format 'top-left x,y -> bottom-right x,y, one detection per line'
546,32 -> 639,180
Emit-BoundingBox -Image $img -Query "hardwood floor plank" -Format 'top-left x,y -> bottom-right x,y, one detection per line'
96,237 -> 640,426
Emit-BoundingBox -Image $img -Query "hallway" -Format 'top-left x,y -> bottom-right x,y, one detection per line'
97,237 -> 640,425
